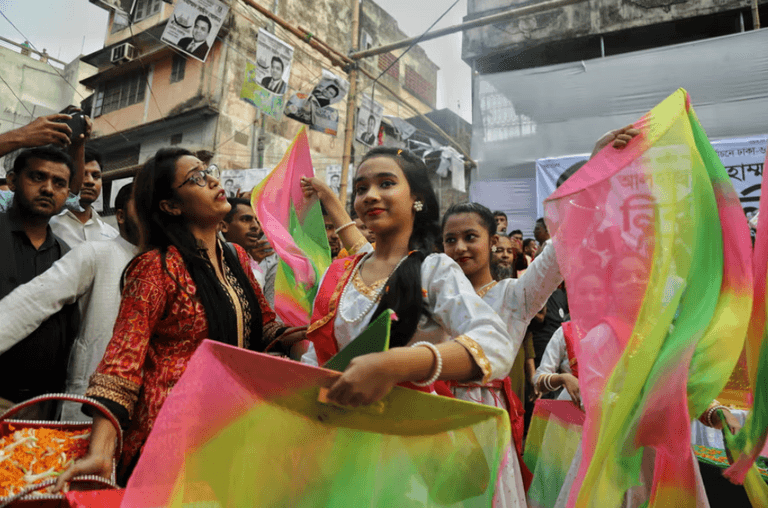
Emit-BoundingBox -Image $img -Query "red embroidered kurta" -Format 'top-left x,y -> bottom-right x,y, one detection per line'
87,244 -> 282,470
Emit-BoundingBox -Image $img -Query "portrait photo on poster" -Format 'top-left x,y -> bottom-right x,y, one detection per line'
355,93 -> 383,147
221,168 -> 270,197
326,165 -> 342,196
284,70 -> 348,136
310,69 -> 349,109
254,29 -> 295,96
160,0 -> 229,62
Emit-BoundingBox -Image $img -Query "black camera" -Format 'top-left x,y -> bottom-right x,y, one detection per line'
57,106 -> 87,141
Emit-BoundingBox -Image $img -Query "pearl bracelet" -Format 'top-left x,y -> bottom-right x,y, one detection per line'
705,405 -> 729,428
335,221 -> 356,235
411,341 -> 443,387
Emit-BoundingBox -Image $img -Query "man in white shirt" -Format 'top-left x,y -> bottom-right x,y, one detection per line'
220,197 -> 268,287
0,183 -> 138,421
50,147 -> 118,246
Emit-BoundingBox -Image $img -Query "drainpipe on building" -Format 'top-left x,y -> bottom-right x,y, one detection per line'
339,0 -> 361,201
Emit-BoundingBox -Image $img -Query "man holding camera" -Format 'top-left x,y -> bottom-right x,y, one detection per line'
0,146 -> 81,417
0,112 -> 91,417
1,112 -> 115,246
0,111 -> 89,212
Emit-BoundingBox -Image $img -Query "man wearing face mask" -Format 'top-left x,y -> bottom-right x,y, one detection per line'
50,147 -> 117,246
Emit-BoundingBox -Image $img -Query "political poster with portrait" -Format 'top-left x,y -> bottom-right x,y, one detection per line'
240,29 -> 294,121
355,93 -> 383,147
326,164 -> 354,199
311,69 -> 349,109
160,0 -> 229,63
325,165 -> 342,196
284,70 -> 348,136
221,168 -> 270,197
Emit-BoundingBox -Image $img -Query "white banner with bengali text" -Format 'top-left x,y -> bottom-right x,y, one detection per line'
535,135 -> 766,218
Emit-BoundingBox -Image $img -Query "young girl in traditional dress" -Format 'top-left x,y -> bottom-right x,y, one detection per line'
440,202 -> 564,488
301,148 -> 529,506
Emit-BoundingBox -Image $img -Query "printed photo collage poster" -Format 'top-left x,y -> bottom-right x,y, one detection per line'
240,29 -> 295,121
355,93 -> 384,147
284,69 -> 350,136
161,0 -> 230,63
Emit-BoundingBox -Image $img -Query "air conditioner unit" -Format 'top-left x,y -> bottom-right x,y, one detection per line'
110,43 -> 136,64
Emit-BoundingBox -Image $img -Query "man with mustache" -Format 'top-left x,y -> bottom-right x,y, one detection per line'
0,146 -> 80,418
0,184 -> 139,420
50,147 -> 118,246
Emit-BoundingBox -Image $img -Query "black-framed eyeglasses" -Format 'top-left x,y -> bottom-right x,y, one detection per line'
177,164 -> 221,189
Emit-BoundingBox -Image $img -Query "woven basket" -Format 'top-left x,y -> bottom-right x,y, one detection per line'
0,394 -> 122,507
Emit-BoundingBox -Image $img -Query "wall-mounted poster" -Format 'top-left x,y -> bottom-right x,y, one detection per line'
355,93 -> 383,147
160,0 -> 229,62
240,29 -> 294,120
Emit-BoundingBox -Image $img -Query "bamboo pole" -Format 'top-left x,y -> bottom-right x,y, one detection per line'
241,0 -> 349,69
339,0 -> 360,201
358,66 -> 474,164
753,0 -> 761,29
240,0 -> 475,169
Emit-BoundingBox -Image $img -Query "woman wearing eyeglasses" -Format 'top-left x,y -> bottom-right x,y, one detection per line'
54,148 -> 305,489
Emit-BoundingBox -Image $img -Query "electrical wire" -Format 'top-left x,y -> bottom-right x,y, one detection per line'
0,5 -> 449,171
0,73 -> 34,117
0,10 -> 131,142
127,21 -> 169,121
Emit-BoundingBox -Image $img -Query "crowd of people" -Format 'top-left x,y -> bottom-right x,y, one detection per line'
0,112 -> 745,505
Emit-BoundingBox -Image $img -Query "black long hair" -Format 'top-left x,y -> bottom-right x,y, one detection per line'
131,148 -> 264,350
441,202 -> 497,237
359,147 -> 441,348
441,201 -> 497,263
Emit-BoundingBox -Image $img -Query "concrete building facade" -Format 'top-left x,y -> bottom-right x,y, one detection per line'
0,41 -> 96,175
463,0 -> 768,73
82,0 -> 441,188
460,0 -> 768,236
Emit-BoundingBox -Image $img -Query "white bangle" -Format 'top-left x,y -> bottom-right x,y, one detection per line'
411,341 -> 443,387
544,373 -> 556,392
335,221 -> 356,235
706,405 -> 729,428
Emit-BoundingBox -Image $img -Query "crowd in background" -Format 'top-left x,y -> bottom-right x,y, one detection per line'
0,112 -> 743,505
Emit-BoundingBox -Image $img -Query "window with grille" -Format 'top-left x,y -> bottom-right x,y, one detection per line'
103,145 -> 141,172
170,54 -> 186,83
133,0 -> 162,22
92,71 -> 147,117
